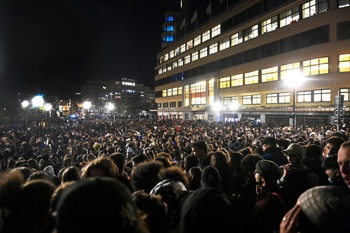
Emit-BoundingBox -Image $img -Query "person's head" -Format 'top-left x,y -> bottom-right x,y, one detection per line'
297,185 -> 350,233
282,143 -> 304,167
323,137 -> 346,158
322,155 -> 340,181
241,154 -> 263,177
262,137 -> 277,151
163,166 -> 190,189
255,160 -> 280,186
54,177 -> 148,233
184,154 -> 199,173
130,161 -> 164,193
191,140 -> 207,161
337,141 -> 350,189
61,166 -> 81,183
82,157 -> 119,178
201,166 -> 221,189
304,144 -> 322,161
109,152 -> 126,175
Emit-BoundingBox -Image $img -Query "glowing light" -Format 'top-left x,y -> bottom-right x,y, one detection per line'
83,101 -> 92,109
31,95 -> 44,108
21,100 -> 30,108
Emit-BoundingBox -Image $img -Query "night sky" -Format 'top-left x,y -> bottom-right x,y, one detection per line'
0,0 -> 173,99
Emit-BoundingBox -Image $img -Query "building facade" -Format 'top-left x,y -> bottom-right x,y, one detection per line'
154,0 -> 350,127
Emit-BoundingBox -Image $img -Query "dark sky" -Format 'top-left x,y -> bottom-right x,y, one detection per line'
0,0 -> 173,99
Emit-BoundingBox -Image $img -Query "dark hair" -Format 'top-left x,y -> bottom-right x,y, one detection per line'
61,166 -> 81,183
191,140 -> 207,154
130,161 -> 164,193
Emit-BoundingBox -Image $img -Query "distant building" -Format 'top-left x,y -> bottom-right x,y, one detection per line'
81,78 -> 155,115
154,0 -> 350,126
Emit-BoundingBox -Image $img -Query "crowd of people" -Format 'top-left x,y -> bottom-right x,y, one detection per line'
0,118 -> 350,233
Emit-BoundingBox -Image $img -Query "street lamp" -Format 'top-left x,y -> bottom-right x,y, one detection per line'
285,70 -> 304,127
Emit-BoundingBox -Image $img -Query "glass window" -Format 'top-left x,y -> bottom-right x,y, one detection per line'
192,51 -> 199,61
261,66 -> 278,82
172,87 -> 178,96
339,54 -> 350,72
158,68 -> 162,75
298,91 -> 312,102
219,77 -> 231,89
202,30 -> 211,42
166,16 -> 174,22
266,93 -> 290,104
178,58 -> 183,67
187,40 -> 193,50
208,79 -> 215,105
231,32 -> 243,46
243,95 -> 261,105
340,88 -> 350,101
178,87 -> 183,95
266,94 -> 278,104
180,44 -> 186,53
163,102 -> 169,108
302,0 -> 328,19
162,90 -> 167,97
279,92 -> 291,103
194,35 -> 201,46
159,56 -> 164,64
303,57 -> 329,76
184,85 -> 190,107
243,24 -> 259,41
167,88 -> 172,96
223,96 -> 239,106
209,43 -> 218,54
261,16 -> 278,34
164,54 -> 169,61
175,47 -> 180,56
280,7 -> 299,28
211,25 -> 221,38
170,102 -> 176,107
167,65 -> 172,71
184,55 -> 191,64
162,66 -> 167,73
244,70 -> 259,85
190,81 -> 207,105
252,95 -> 261,104
219,37 -> 230,51
314,89 -> 331,102
280,62 -> 300,80
339,0 -> 350,8
172,61 -> 177,69
200,47 -> 208,58
243,96 -> 252,105
231,74 -> 244,86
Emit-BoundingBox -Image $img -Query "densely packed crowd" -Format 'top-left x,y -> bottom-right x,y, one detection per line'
0,118 -> 349,233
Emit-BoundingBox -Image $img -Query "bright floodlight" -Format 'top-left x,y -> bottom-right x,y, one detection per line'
44,103 -> 52,111
83,101 -> 92,109
31,95 -> 44,108
21,100 -> 30,108
213,102 -> 222,112
229,103 -> 239,110
106,102 -> 115,111
285,70 -> 304,88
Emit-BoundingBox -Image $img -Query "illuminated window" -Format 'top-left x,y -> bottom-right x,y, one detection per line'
190,81 -> 207,105
266,93 -> 290,104
162,90 -> 167,97
167,88 -> 172,96
159,56 -> 164,64
170,50 -> 174,58
172,87 -> 178,96
175,47 -> 180,56
208,79 -> 215,105
280,7 -> 299,28
314,89 -> 331,102
167,65 -> 172,71
339,0 -> 350,8
184,85 -> 190,106
244,70 -> 259,85
219,77 -> 230,89
172,61 -> 177,69
166,16 -> 174,22
219,37 -> 230,51
180,44 -> 186,53
178,58 -> 183,67
200,47 -> 208,58
164,54 -> 169,61
187,40 -> 193,50
164,26 -> 174,32
261,66 -> 278,82
231,74 -> 244,86
163,36 -> 174,42
192,51 -> 199,61
209,43 -> 218,54
243,95 -> 261,105
223,96 -> 239,106
339,54 -> 350,72
262,16 -> 278,34
340,88 -> 350,101
194,35 -> 201,46
303,57 -> 329,76
280,62 -> 300,80
243,24 -> 258,41
162,66 -> 167,73
202,30 -> 211,42
211,25 -> 221,38
158,69 -> 162,75
231,32 -> 243,46
178,87 -> 183,95
185,55 -> 191,64
122,81 -> 135,86
302,0 -> 328,19
298,91 -> 312,102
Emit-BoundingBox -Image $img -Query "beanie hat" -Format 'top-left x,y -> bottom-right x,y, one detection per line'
298,185 -> 350,233
255,160 -> 280,181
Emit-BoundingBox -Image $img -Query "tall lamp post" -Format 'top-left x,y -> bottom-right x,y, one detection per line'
285,71 -> 304,127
